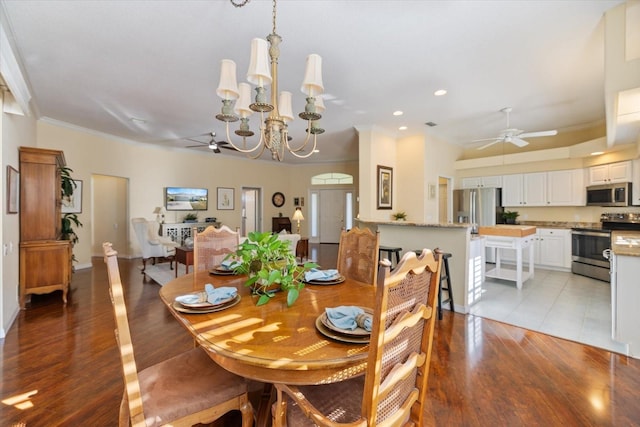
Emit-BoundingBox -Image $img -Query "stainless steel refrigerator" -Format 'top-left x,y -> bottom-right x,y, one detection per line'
454,188 -> 504,261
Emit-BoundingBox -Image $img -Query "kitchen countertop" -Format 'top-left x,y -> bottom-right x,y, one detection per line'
517,221 -> 600,230
611,231 -> 640,257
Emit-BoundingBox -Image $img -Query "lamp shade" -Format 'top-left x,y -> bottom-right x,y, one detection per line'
300,54 -> 324,97
279,91 -> 294,122
153,206 -> 163,214
247,38 -> 272,87
234,82 -> 253,118
292,208 -> 304,221
216,59 -> 239,100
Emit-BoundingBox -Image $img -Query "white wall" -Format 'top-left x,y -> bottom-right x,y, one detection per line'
1,92 -> 37,337
36,120 -> 358,265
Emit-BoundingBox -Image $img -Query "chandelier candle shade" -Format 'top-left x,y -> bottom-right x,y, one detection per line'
216,0 -> 325,161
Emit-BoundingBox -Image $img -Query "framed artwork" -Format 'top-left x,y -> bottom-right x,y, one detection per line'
377,165 -> 392,210
217,187 -> 234,210
7,166 -> 19,214
61,179 -> 83,213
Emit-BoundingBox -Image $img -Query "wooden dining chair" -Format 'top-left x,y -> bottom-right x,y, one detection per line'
272,248 -> 443,427
193,225 -> 239,281
102,242 -> 253,427
336,227 -> 380,285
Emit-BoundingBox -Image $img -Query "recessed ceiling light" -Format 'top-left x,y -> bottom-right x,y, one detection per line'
313,149 -> 320,153
434,89 -> 447,96
393,110 -> 403,116
129,117 -> 147,124
399,126 -> 407,131
590,151 -> 604,156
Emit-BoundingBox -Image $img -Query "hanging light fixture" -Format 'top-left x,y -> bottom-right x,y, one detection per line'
216,0 -> 325,161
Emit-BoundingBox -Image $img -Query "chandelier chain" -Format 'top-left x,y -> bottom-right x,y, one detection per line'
272,0 -> 277,35
230,0 -> 250,8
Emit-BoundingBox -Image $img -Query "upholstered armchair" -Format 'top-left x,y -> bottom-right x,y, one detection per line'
131,218 -> 178,273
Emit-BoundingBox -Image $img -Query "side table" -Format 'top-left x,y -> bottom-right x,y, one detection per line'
296,238 -> 309,262
175,246 -> 194,277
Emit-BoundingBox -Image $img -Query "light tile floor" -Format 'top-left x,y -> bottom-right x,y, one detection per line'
469,266 -> 629,355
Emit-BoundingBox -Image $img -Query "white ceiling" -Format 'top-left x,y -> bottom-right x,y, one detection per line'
0,0 -> 626,163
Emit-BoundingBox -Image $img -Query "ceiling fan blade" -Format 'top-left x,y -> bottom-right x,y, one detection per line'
472,137 -> 503,143
519,130 -> 557,138
185,144 -> 208,148
477,139 -> 501,150
510,136 -> 529,147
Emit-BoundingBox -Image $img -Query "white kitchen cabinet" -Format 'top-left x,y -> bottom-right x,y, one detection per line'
499,228 -> 570,270
546,169 -> 585,206
502,172 -> 546,207
588,161 -> 632,185
612,252 -> 640,359
501,174 -> 524,206
503,170 -> 585,207
632,158 -> 640,206
461,175 -> 502,189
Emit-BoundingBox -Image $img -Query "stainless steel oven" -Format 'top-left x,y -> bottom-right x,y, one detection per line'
571,229 -> 611,282
571,213 -> 640,282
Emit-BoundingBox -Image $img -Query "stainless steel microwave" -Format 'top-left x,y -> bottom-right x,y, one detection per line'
586,183 -> 632,207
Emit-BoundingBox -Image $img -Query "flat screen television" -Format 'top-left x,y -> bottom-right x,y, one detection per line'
164,187 -> 208,211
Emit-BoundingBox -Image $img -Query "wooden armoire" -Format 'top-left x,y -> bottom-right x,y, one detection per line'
19,147 -> 72,308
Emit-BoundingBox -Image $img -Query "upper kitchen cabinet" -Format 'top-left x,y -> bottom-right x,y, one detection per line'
502,172 -> 546,207
503,169 -> 585,207
461,175 -> 502,189
547,169 -> 585,206
588,161 -> 632,185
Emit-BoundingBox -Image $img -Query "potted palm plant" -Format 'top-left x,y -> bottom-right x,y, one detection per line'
228,231 -> 316,306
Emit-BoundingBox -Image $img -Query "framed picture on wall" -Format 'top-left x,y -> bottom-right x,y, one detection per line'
377,165 -> 392,210
217,187 -> 234,210
61,179 -> 83,213
7,165 -> 19,214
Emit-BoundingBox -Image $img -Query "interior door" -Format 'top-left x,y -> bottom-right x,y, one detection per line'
241,187 -> 261,236
92,174 -> 128,256
319,189 -> 347,243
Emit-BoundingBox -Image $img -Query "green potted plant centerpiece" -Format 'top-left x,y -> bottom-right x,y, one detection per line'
502,210 -> 520,224
227,231 -> 317,307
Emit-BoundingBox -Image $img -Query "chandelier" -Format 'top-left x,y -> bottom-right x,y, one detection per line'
215,0 -> 325,161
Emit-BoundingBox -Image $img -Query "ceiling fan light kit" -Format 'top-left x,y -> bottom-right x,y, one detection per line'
475,107 -> 558,150
214,0 -> 325,161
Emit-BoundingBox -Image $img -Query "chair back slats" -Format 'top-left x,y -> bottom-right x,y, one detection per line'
363,248 -> 442,426
103,242 -> 146,427
193,225 -> 239,271
336,227 -> 380,285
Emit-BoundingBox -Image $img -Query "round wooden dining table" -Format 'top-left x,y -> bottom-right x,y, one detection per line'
159,270 -> 374,385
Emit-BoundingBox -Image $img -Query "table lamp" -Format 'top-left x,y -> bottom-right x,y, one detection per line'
292,208 -> 304,234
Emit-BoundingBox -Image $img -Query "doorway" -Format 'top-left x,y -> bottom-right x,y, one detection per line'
310,189 -> 354,243
92,174 -> 129,256
241,187 -> 261,236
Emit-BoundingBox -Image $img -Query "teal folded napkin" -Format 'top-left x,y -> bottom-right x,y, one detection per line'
305,268 -> 339,282
175,283 -> 237,305
220,259 -> 241,270
325,306 -> 372,331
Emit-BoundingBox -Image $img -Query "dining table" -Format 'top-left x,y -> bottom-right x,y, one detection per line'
159,269 -> 375,426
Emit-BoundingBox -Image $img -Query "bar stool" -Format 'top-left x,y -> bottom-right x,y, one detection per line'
415,250 -> 454,320
379,245 -> 402,268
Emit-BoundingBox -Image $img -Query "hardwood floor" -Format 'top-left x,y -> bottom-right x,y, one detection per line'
1,244 -> 639,426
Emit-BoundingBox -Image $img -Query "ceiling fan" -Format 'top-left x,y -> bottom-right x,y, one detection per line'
473,107 -> 558,150
184,132 -> 237,154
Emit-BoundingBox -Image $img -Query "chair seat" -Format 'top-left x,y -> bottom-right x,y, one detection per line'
281,376 -> 366,426
138,347 -> 248,427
